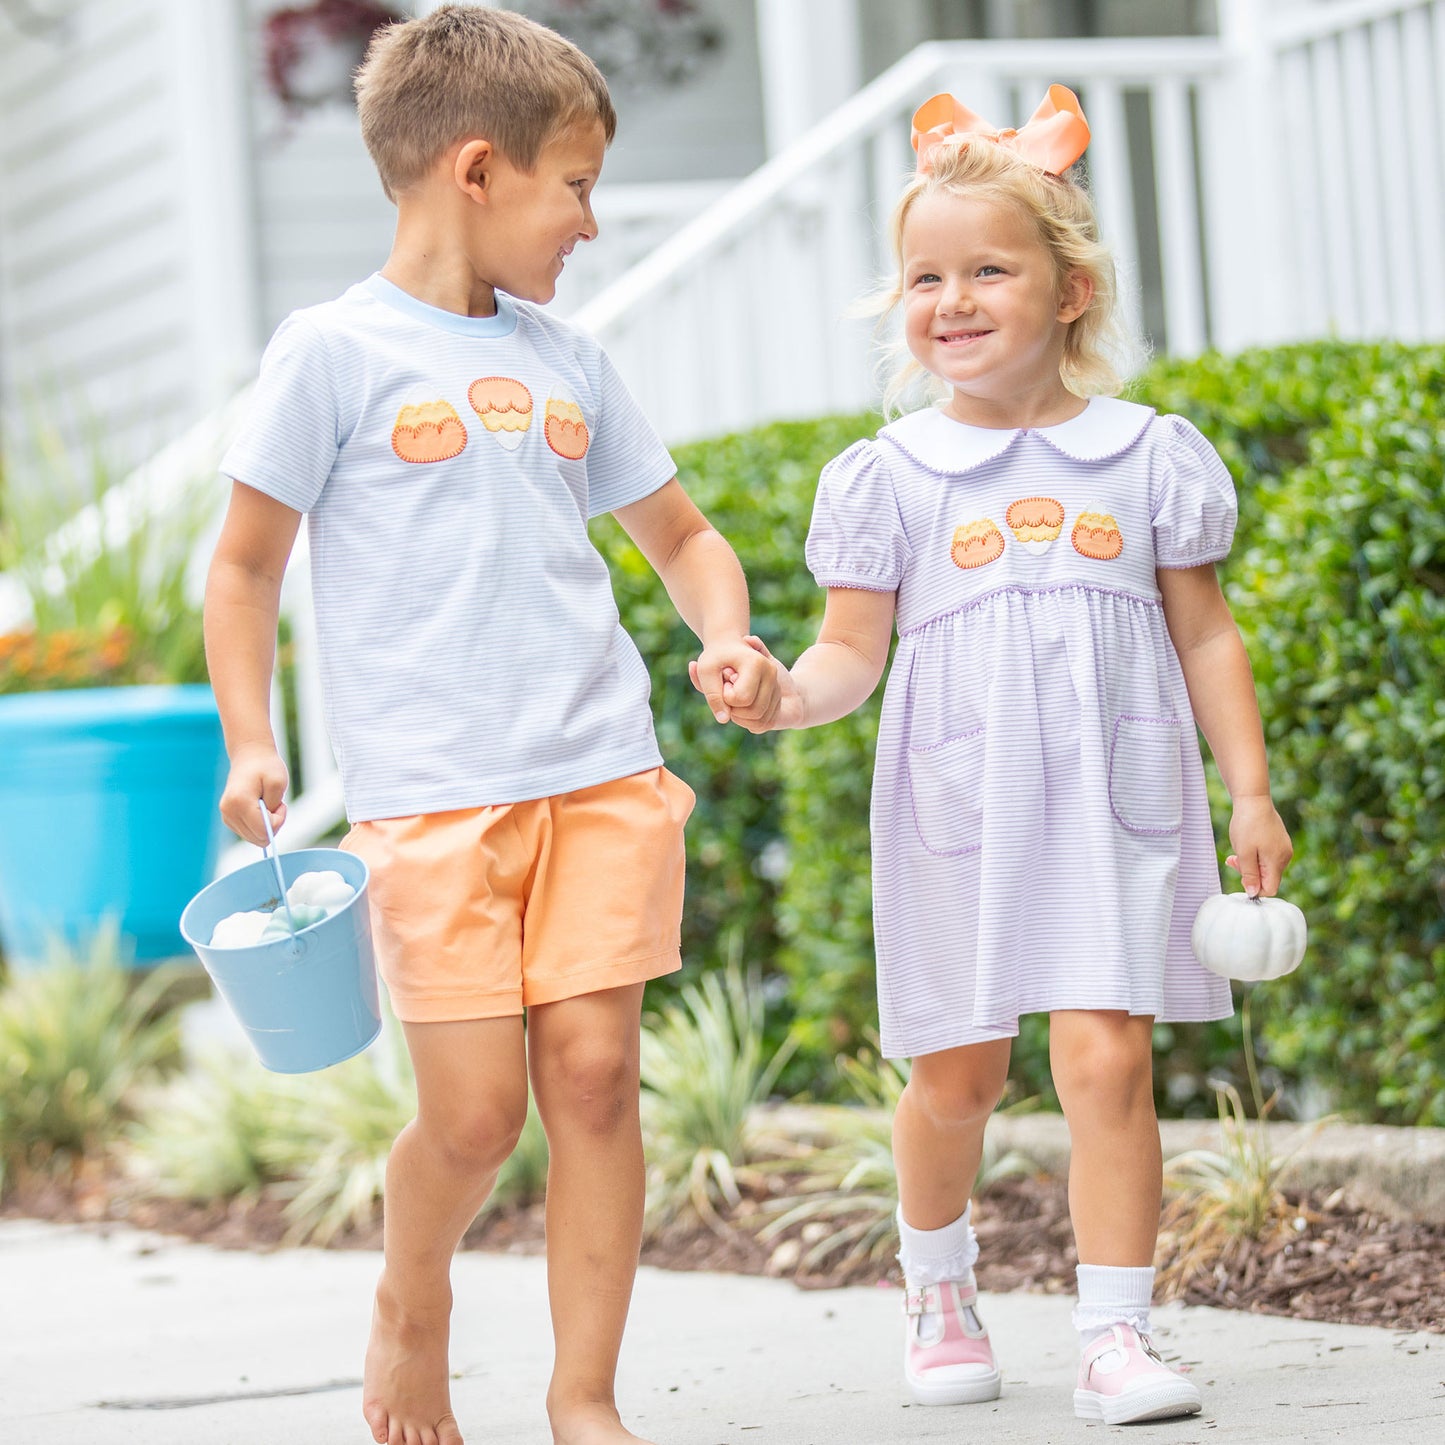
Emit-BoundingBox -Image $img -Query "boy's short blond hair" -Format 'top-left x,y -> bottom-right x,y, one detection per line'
355,5 -> 617,201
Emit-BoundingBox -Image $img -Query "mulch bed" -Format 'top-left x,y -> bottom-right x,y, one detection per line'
5,1167 -> 1441,1335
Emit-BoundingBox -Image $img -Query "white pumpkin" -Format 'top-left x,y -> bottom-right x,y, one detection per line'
209,909 -> 273,949
1190,893 -> 1307,982
286,869 -> 355,911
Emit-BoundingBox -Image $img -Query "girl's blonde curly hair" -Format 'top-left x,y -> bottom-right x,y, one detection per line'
873,137 -> 1144,417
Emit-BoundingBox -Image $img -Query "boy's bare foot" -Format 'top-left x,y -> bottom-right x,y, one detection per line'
363,1276 -> 464,1445
549,1400 -> 656,1445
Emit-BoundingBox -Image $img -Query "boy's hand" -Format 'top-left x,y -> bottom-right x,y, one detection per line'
688,636 -> 755,723
220,743 -> 290,846
688,634 -> 786,726
690,635 -> 803,733
721,637 -> 785,729
1226,795 -> 1293,897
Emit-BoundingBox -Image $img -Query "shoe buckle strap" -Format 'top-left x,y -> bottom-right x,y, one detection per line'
1085,1325 -> 1163,1383
904,1286 -> 939,1317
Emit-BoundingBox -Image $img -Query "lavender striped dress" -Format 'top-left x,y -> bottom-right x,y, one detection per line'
805,397 -> 1235,1058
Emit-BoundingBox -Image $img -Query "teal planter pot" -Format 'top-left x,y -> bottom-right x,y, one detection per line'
0,685 -> 229,967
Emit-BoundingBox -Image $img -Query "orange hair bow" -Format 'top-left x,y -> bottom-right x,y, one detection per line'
911,84 -> 1090,177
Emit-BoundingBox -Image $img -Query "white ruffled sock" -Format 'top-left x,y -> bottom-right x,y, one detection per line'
1073,1263 -> 1154,1349
896,1201 -> 979,1288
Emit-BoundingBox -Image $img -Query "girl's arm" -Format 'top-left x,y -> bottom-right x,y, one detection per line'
1157,563 -> 1293,896
731,586 -> 896,733
204,482 -> 302,846
612,479 -> 778,724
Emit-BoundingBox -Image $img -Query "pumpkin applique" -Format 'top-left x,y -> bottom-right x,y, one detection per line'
391,400 -> 468,464
468,376 -> 534,451
1191,893 -> 1307,981
1071,509 -> 1124,561
544,391 -> 590,460
950,518 -> 1006,570
1005,496 -> 1065,555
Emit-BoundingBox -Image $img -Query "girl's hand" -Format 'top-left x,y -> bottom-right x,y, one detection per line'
1226,795 -> 1293,897
219,743 -> 289,846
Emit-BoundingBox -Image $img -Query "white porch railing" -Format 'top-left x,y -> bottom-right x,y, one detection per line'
570,0 -> 1445,446
5,0 -> 1438,873
550,179 -> 734,319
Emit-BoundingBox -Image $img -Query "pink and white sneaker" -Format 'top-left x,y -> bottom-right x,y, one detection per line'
1073,1324 -> 1202,1424
903,1278 -> 1002,1405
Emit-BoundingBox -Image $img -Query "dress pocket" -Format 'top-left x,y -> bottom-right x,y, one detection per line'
1108,715 -> 1183,834
908,726 -> 987,856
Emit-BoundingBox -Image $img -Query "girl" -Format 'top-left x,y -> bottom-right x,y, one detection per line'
727,88 -> 1293,1425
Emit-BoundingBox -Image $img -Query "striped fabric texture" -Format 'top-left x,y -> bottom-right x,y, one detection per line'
805,398 -> 1237,1058
220,275 -> 676,821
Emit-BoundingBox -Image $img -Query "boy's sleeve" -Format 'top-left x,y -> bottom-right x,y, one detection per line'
583,349 -> 678,518
219,314 -> 340,513
1150,415 -> 1238,568
805,441 -> 911,591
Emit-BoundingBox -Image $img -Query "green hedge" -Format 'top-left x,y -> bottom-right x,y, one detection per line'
1227,348 -> 1445,1123
593,342 -> 1445,1123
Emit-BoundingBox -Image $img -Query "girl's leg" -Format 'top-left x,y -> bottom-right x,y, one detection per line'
1049,1010 -> 1160,1266
891,1039 -> 1012,1406
1050,1009 -> 1200,1424
364,1016 -> 530,1445
893,1040 -> 1013,1230
527,982 -> 654,1445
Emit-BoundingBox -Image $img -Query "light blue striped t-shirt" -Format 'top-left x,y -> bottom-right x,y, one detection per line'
220,274 -> 676,821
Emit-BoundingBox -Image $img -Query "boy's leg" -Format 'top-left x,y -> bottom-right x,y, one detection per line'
527,981 -> 653,1445
364,1015 -> 529,1445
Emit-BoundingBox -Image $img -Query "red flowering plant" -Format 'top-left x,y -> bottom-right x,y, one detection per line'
262,0 -> 404,112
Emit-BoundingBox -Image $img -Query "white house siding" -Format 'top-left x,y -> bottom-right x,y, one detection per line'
579,0 -> 766,184
0,1 -> 188,474
238,0 -> 390,333
242,0 -> 765,333
0,0 -> 259,483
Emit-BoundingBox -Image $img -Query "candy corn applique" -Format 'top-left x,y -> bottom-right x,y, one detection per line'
544,389 -> 590,460
1005,496 -> 1065,555
950,517 -> 1006,570
391,399 -> 468,463
468,376 -> 534,451
1071,508 -> 1124,561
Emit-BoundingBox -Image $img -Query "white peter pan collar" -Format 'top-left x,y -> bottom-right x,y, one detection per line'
878,396 -> 1155,475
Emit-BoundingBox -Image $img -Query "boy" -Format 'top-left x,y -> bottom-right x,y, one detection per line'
204,9 -> 776,1445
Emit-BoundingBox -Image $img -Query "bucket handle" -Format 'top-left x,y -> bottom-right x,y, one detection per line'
258,799 -> 299,934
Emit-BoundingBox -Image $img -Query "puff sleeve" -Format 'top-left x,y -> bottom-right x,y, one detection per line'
1149,415 -> 1238,568
805,440 -> 911,591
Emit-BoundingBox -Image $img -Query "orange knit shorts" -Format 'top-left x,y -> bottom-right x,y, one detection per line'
340,767 -> 694,1023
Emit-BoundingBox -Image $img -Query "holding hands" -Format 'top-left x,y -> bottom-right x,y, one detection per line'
688,634 -> 793,729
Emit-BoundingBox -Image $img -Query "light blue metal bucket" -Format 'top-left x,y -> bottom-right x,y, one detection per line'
180,845 -> 380,1073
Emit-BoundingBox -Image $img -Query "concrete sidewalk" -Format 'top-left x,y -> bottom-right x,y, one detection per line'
3,1219 -> 1440,1445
